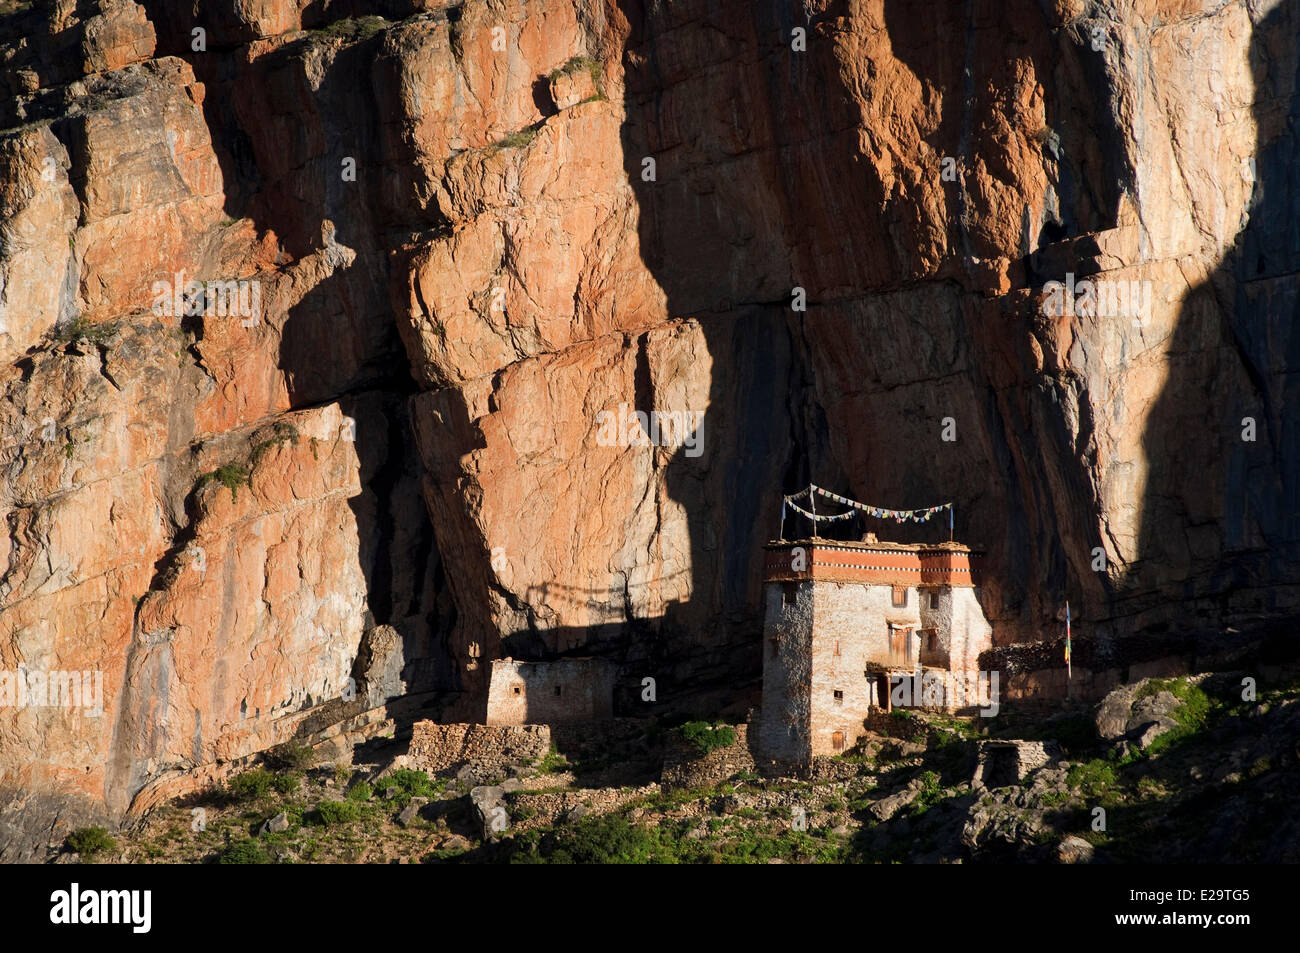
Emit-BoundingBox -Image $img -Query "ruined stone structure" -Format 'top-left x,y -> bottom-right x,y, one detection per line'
484,657 -> 616,726
758,537 -> 992,766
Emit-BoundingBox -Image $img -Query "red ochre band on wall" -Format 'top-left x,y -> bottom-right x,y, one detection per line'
763,540 -> 985,587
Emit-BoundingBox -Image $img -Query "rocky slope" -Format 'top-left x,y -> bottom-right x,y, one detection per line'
58,670 -> 1300,864
1,0 -> 1297,855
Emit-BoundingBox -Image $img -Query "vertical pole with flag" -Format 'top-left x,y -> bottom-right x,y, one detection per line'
1065,600 -> 1072,682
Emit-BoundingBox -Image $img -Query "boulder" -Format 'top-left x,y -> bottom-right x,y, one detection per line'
1056,835 -> 1095,864
259,811 -> 289,835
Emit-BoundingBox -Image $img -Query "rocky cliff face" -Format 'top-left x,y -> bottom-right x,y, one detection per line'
0,0 -> 1296,855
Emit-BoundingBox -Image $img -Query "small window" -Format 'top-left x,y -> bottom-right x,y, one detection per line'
929,591 -> 940,610
553,685 -> 562,697
833,690 -> 844,705
927,632 -> 937,652
512,686 -> 521,695
833,639 -> 840,657
782,582 -> 798,607
892,586 -> 907,607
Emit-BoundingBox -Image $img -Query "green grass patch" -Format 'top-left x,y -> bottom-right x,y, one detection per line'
1135,679 -> 1213,757
1066,759 -> 1119,803
535,744 -> 570,774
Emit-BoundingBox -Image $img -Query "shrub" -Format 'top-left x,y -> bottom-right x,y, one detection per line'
511,816 -> 669,864
272,773 -> 301,796
382,768 -> 441,803
67,826 -> 116,856
55,317 -> 118,345
346,781 -> 373,802
218,839 -> 270,864
268,742 -> 315,772
675,721 -> 736,756
250,423 -> 299,466
317,800 -> 361,825
198,462 -> 249,502
226,769 -> 273,802
494,126 -> 539,150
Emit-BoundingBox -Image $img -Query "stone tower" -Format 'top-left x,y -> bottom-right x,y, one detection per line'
757,538 -> 991,768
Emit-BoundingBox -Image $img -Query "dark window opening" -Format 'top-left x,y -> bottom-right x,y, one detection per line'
929,591 -> 940,609
833,690 -> 844,705
512,686 -> 521,695
553,686 -> 562,697
927,632 -> 938,652
782,582 -> 798,607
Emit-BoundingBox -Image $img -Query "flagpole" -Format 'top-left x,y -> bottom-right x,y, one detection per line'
1065,600 -> 1072,698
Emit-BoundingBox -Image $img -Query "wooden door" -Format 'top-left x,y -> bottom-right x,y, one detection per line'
889,626 -> 908,666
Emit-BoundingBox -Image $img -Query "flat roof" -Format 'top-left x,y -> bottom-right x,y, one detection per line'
766,537 -> 982,554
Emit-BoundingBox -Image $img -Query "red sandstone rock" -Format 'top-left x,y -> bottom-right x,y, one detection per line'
0,0 -> 1296,857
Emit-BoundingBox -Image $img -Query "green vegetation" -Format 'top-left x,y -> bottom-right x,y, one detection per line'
548,55 -> 605,101
226,769 -> 273,802
382,768 -> 444,807
346,781 -> 373,802
502,814 -> 847,865
218,839 -> 270,864
535,744 -> 570,774
54,316 -> 118,345
910,770 -> 947,814
317,800 -> 361,825
250,422 -> 299,466
1066,759 -> 1119,804
198,462 -> 250,502
675,721 -> 736,756
268,742 -> 316,772
67,826 -> 116,856
1134,678 -> 1212,757
307,16 -> 387,42
493,126 -> 541,150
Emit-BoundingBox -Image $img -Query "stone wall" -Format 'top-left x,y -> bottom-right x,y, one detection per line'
661,724 -> 755,789
407,722 -> 551,774
758,581 -> 812,763
484,657 -> 616,726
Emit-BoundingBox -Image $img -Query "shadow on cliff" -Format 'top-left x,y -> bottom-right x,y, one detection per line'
106,8 -> 456,815
1129,0 -> 1300,643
